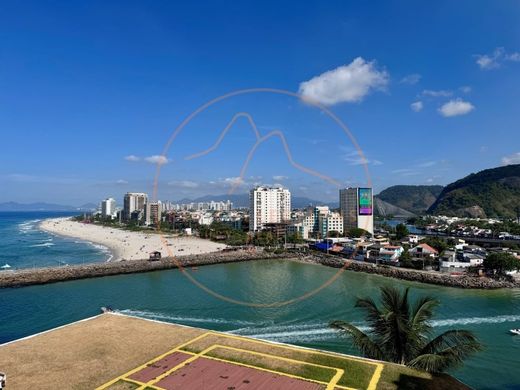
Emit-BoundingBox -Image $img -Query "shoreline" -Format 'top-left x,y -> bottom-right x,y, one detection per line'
39,217 -> 226,262
1,249 -> 519,289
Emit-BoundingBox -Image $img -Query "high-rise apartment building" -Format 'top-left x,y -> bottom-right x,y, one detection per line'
145,201 -> 162,226
339,187 -> 374,235
249,186 -> 291,231
123,192 -> 148,220
101,198 -> 116,218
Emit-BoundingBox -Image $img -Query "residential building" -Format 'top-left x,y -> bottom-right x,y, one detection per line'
144,201 -> 162,226
409,243 -> 438,258
379,245 -> 404,262
249,186 -> 291,231
101,197 -> 116,218
339,187 -> 374,235
123,192 -> 148,220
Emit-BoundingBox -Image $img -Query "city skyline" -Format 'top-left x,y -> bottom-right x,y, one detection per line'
1,1 -> 520,205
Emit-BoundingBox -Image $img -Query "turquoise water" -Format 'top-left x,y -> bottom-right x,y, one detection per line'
0,211 -> 109,269
1,259 -> 519,389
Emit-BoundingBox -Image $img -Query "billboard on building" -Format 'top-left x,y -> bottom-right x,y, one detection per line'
358,188 -> 373,215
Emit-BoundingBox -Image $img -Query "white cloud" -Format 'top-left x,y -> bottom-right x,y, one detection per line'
422,89 -> 453,97
410,101 -> 423,112
459,86 -> 472,94
272,175 -> 288,181
438,99 -> 475,117
475,47 -> 520,70
400,73 -> 421,85
507,52 -> 520,62
144,155 -> 169,165
298,57 -> 389,105
417,161 -> 437,168
425,178 -> 434,183
341,148 -> 382,166
168,180 -> 199,188
125,154 -> 169,164
116,179 -> 128,185
124,155 -> 141,162
476,47 -> 504,69
501,152 -> 520,166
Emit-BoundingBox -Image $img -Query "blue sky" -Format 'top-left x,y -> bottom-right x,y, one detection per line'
1,0 -> 520,205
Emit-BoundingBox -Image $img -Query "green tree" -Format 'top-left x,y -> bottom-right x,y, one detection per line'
483,252 -> 520,275
347,228 -> 370,238
328,230 -> 341,238
395,223 -> 409,240
287,232 -> 304,244
330,286 -> 481,373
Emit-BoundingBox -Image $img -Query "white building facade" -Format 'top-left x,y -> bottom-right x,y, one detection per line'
101,198 -> 116,218
249,187 -> 291,231
123,192 -> 148,220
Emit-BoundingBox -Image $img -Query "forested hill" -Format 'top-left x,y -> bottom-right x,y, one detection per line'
376,185 -> 444,215
427,164 -> 520,218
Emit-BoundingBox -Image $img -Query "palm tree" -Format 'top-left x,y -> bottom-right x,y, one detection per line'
330,286 -> 481,373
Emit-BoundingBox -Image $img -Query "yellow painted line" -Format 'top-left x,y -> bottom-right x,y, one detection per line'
202,351 -> 335,388
367,363 -> 384,390
210,344 -> 350,390
99,330 -> 384,390
119,377 -> 163,390
138,344 -> 218,389
202,331 -> 383,390
95,332 -> 212,390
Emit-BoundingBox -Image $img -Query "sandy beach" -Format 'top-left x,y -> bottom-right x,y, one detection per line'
40,218 -> 226,261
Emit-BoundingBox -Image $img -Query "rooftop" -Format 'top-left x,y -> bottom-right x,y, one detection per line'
0,313 -> 468,390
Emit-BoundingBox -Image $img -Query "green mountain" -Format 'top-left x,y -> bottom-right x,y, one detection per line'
376,185 -> 444,215
428,164 -> 520,218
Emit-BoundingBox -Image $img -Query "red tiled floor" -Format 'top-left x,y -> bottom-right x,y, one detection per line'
128,351 -> 192,383
155,356 -> 325,390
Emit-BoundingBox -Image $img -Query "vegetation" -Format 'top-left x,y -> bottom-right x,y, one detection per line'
347,227 -> 371,238
428,164 -> 520,218
419,237 -> 448,254
395,223 -> 409,240
330,286 -> 481,373
198,222 -> 249,246
483,252 -> 520,275
377,185 -> 444,215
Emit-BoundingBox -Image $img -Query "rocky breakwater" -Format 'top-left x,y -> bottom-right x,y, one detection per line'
0,251 -> 289,289
301,253 -> 520,289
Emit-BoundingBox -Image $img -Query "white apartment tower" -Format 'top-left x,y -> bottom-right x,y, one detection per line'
101,198 -> 116,218
339,187 -> 374,235
145,201 -> 162,226
249,187 -> 291,231
123,192 -> 148,220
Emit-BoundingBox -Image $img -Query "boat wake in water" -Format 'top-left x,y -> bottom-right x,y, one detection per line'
117,309 -> 520,344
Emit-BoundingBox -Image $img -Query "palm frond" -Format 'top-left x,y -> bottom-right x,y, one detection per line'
409,330 -> 482,372
329,320 -> 384,360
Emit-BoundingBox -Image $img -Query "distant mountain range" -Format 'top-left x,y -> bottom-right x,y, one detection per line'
4,164 -> 519,218
0,202 -> 97,212
428,164 -> 520,218
175,193 -> 338,209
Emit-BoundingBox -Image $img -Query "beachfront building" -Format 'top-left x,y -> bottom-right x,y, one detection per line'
144,201 -> 162,226
249,186 -> 291,232
101,198 -> 116,218
339,187 -> 374,235
123,192 -> 148,220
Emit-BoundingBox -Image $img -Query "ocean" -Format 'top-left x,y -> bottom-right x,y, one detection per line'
0,211 -> 110,270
